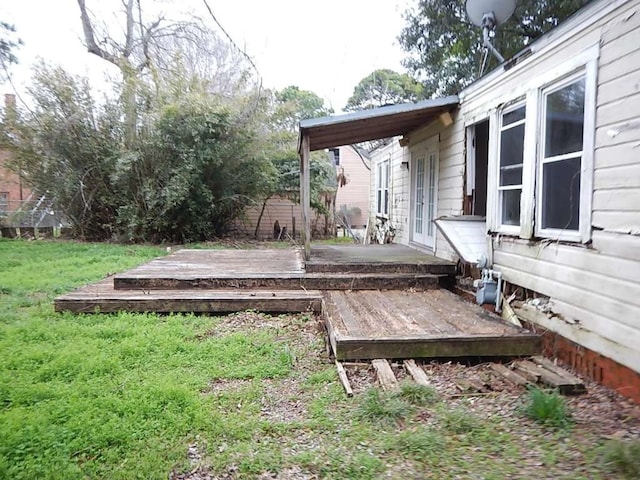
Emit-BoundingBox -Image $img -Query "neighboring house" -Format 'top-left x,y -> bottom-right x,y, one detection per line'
235,196 -> 303,240
332,145 -> 370,231
0,94 -> 31,219
238,145 -> 369,240
299,0 -> 640,402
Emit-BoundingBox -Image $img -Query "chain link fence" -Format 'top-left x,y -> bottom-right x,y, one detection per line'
0,197 -> 68,228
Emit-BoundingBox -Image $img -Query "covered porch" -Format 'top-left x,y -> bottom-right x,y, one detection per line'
297,96 -> 459,260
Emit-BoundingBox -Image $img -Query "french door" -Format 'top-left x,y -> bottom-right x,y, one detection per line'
412,142 -> 438,248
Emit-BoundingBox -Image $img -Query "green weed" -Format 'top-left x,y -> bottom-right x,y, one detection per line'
439,407 -> 484,434
396,381 -> 440,406
522,387 -> 571,428
602,439 -> 640,479
355,388 -> 412,426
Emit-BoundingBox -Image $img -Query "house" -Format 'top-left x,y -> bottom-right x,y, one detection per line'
332,145 -> 370,236
0,94 -> 31,218
236,145 -> 369,240
299,0 -> 640,402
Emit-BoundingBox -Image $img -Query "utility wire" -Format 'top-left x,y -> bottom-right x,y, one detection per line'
200,0 -> 261,80
200,0 -> 263,117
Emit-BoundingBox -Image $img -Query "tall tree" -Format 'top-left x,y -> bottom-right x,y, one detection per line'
344,69 -> 424,111
77,0 -> 218,147
274,86 -> 333,133
0,22 -> 21,81
250,86 -> 336,238
399,0 -> 592,97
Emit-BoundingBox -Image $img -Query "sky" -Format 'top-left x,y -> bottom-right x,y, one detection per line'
1,0 -> 413,113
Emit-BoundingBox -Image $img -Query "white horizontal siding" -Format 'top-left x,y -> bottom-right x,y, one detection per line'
335,146 -> 370,228
238,197 -> 302,239
463,0 -> 640,375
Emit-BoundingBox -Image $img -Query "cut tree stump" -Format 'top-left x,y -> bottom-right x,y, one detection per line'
372,359 -> 398,391
403,359 -> 431,387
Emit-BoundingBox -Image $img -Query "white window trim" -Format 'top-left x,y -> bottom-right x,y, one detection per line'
375,157 -> 390,218
534,62 -> 596,243
486,43 -> 598,243
496,102 -> 526,234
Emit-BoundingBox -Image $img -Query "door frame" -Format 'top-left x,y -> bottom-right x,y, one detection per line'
410,135 -> 439,250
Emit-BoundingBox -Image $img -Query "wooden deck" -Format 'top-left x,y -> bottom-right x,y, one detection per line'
55,278 -> 323,314
55,245 -> 541,361
112,248 -> 444,291
323,289 -> 541,360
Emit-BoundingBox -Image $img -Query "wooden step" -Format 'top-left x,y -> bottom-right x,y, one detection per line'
323,290 -> 541,361
113,272 -> 444,291
55,278 -> 323,314
305,261 -> 456,275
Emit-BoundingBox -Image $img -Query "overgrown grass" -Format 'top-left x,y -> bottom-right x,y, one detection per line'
0,239 -> 627,479
521,386 -> 572,428
602,439 -> 640,479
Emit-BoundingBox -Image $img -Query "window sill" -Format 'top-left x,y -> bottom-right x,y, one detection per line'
536,228 -> 585,244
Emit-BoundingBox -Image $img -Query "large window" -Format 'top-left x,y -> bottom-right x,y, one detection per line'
538,76 -> 585,233
376,159 -> 389,216
498,104 -> 525,228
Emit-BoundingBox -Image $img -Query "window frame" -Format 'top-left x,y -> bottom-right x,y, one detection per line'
485,45 -> 597,244
375,157 -> 390,217
0,192 -> 8,215
496,101 -> 527,233
534,65 -> 596,243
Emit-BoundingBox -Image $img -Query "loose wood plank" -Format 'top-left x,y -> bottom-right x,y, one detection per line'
372,359 -> 398,391
403,359 -> 431,387
489,363 -> 531,387
512,360 -> 544,383
513,359 -> 582,394
531,356 -> 586,394
335,360 -> 353,397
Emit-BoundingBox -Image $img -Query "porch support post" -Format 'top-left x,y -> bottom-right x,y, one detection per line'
300,134 -> 311,261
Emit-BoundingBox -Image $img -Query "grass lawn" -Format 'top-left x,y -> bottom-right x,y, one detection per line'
0,239 -> 638,479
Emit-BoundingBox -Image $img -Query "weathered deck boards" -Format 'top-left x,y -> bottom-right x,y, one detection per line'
55,278 -> 323,314
306,244 -> 456,275
323,290 -> 541,360
113,248 -> 444,290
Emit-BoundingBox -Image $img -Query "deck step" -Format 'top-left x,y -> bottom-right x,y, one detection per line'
113,272 -> 444,291
55,278 -> 323,314
323,290 -> 541,361
307,244 -> 457,276
305,261 -> 456,275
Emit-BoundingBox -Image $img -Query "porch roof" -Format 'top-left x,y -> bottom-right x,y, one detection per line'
298,95 -> 459,152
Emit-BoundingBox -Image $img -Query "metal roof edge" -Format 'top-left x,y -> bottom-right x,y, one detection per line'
298,95 -> 460,132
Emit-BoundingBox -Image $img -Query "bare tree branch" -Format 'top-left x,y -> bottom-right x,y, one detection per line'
77,0 -> 119,66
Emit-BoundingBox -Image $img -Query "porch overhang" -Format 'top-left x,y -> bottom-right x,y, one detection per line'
298,95 -> 459,152
297,96 -> 459,260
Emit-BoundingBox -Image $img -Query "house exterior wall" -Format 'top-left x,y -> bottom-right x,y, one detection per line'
334,145 -> 370,228
457,0 -> 640,377
406,112 -> 465,260
236,197 -> 302,240
0,148 -> 30,215
377,0 -> 640,385
368,139 -> 410,243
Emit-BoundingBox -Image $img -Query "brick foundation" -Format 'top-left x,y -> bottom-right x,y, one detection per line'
532,324 -> 640,404
453,281 -> 640,404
